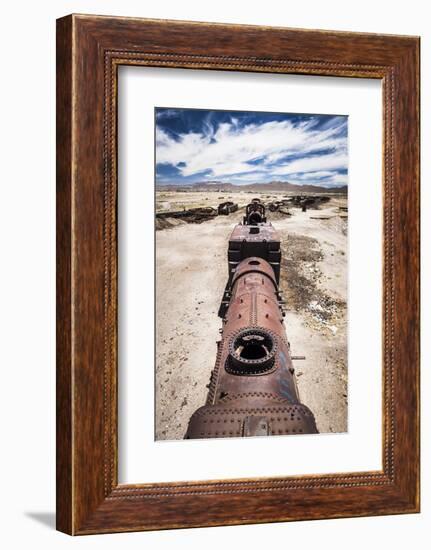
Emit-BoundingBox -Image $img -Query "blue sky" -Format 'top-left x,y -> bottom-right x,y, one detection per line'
155,108 -> 348,187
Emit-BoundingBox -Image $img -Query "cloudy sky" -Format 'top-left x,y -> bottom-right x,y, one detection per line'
155,108 -> 348,187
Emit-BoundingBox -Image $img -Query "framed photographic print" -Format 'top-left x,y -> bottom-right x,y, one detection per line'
56,14 -> 420,534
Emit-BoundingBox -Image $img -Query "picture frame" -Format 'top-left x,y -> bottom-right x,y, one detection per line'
56,14 -> 420,535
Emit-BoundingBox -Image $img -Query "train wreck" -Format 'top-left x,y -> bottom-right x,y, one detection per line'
289,195 -> 331,211
155,206 -> 217,224
185,200 -> 318,439
156,201 -> 239,228
218,201 -> 239,215
268,195 -> 331,213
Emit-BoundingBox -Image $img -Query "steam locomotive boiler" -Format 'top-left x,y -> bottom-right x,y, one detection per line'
185,200 -> 318,439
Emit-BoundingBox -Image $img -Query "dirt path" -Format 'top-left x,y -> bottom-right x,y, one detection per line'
156,201 -> 348,440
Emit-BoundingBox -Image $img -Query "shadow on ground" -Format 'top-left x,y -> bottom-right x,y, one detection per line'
25,512 -> 55,530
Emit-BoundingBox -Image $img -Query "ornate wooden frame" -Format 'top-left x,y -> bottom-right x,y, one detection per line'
56,14 -> 420,534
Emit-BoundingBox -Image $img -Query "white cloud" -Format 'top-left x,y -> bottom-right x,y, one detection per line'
287,171 -> 347,187
273,151 -> 348,175
156,116 -> 347,184
286,171 -> 335,180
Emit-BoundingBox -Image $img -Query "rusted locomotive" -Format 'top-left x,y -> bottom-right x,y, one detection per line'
185,200 -> 318,439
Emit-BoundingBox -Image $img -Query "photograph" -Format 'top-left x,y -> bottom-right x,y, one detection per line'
155,107 -> 349,440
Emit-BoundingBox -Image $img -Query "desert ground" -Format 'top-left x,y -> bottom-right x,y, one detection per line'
155,190 -> 348,440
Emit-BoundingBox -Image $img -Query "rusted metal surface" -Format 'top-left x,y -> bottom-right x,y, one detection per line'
243,199 -> 267,225
219,220 -> 282,317
267,201 -> 291,215
267,195 -> 330,213
218,201 -> 239,215
227,219 -> 281,281
186,255 -> 318,439
156,206 -> 217,223
289,195 -> 331,211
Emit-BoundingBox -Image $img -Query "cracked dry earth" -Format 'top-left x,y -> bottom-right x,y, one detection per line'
155,200 -> 348,440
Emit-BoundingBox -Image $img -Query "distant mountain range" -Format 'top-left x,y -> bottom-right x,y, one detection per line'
156,181 -> 348,194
